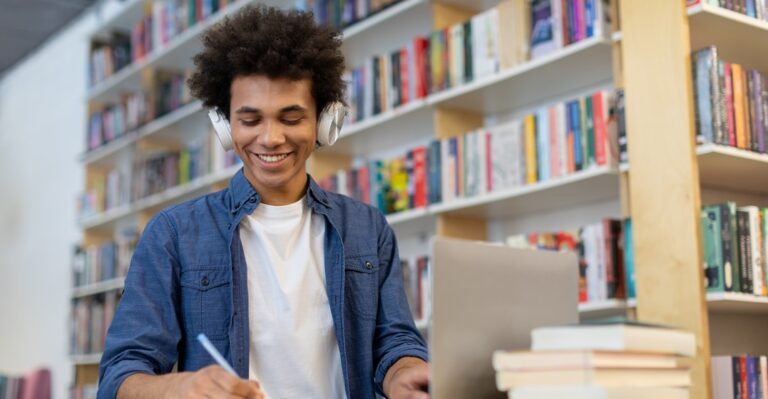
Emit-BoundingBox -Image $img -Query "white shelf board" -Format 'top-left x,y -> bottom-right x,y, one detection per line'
578,299 -> 629,319
688,3 -> 768,72
72,278 -> 126,299
72,353 -> 103,366
707,292 -> 768,314
342,0 -> 426,40
80,165 -> 241,231
81,101 -> 204,167
697,144 -> 768,194
428,166 -> 619,220
427,37 -> 614,115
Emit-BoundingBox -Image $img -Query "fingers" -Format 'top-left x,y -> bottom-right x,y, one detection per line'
200,365 -> 264,398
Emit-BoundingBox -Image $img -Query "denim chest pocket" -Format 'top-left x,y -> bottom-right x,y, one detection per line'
344,255 -> 380,320
180,268 -> 232,340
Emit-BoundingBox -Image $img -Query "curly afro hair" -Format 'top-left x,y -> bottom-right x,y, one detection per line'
188,5 -> 346,120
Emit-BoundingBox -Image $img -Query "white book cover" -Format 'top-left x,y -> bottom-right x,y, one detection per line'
486,7 -> 501,76
596,221 -> 608,301
551,0 -> 564,50
383,53 -> 394,112
450,23 -> 464,88
741,206 -> 765,295
489,122 -> 516,191
592,0 -> 609,39
514,119 -> 527,187
471,13 -> 487,81
510,386 -> 688,399
583,225 -> 599,303
336,170 -> 348,196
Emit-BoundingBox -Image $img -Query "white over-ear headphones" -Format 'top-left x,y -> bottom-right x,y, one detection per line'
207,101 -> 347,151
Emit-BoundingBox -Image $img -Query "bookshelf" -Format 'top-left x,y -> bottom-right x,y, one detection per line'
73,0 -> 768,397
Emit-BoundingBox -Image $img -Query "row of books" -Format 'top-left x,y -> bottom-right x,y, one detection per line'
78,167 -> 128,217
79,133 -> 241,219
71,292 -> 120,355
130,138 -> 212,200
296,0 -> 400,32
72,230 -> 138,288
530,0 -> 610,59
345,0 -> 608,124
688,0 -> 768,21
322,90 -> 615,215
401,255 -> 430,324
507,219 -> 626,305
494,322 -> 695,399
692,46 -> 768,153
701,203 -> 768,295
712,355 -> 768,399
0,369 -> 51,399
89,0 -> 238,87
86,69 -> 192,152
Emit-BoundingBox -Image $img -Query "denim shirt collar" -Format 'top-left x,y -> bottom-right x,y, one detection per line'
227,168 -> 331,217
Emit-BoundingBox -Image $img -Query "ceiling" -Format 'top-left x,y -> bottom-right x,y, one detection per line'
0,0 -> 99,77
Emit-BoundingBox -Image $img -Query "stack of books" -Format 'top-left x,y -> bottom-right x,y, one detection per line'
493,322 -> 696,399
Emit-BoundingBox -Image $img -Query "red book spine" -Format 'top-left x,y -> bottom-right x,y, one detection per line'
593,91 -> 607,165
196,0 -> 203,22
741,356 -> 748,399
562,0 -> 570,45
400,47 -> 409,105
414,37 -> 428,99
603,219 -> 615,298
359,166 -> 370,205
549,106 -> 560,178
413,146 -> 428,208
725,63 -> 737,147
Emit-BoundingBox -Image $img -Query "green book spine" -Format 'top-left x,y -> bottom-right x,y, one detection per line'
586,95 -> 595,167
188,0 -> 196,28
702,205 -> 725,291
179,150 -> 190,184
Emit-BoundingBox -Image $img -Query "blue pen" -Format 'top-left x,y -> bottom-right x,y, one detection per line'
197,333 -> 238,376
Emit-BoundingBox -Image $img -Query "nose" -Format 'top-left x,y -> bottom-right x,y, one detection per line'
257,119 -> 286,148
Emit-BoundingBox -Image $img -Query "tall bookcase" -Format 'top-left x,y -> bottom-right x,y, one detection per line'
72,0 -> 768,397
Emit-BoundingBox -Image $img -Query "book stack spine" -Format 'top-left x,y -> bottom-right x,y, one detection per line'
688,0 -> 768,21
692,46 -> 768,153
530,0 -> 609,60
72,230 -> 139,288
400,256 -> 431,325
297,0 -> 401,32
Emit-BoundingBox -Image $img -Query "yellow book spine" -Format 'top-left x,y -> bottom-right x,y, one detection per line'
525,114 -> 537,184
732,64 -> 748,149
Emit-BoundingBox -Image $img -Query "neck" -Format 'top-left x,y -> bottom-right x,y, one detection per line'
243,170 -> 309,206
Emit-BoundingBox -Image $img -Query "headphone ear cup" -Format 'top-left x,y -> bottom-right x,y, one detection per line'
316,102 -> 347,147
207,108 -> 233,151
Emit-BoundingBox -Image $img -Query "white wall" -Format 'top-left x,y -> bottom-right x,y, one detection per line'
0,2 -> 125,397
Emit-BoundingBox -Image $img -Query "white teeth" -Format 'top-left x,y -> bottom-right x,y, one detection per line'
257,153 -> 288,163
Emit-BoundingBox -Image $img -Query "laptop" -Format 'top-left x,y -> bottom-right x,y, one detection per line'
428,237 -> 579,399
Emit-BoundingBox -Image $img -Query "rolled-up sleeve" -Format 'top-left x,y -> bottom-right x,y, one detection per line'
97,212 -> 181,399
373,218 -> 429,395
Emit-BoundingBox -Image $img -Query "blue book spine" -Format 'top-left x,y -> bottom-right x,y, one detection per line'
748,356 -> 758,399
537,109 -> 550,181
427,140 -> 442,204
747,0 -> 757,17
571,101 -> 583,170
585,0 -> 595,37
624,219 -> 636,299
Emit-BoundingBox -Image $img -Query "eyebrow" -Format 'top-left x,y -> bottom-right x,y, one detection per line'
234,105 -> 308,114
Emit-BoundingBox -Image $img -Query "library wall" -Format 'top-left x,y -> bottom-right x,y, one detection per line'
0,2 -> 125,398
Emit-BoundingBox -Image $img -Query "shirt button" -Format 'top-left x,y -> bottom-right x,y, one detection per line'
201,276 -> 209,286
248,196 -> 257,203
365,261 -> 374,270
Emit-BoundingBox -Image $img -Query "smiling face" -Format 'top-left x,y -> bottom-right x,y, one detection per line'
229,74 -> 317,205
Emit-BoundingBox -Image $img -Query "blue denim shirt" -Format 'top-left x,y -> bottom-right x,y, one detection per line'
97,169 -> 428,398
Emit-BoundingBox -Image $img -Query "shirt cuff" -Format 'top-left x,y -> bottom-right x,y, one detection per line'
374,345 -> 430,396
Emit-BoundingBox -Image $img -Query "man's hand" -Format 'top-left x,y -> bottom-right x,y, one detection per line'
118,365 -> 264,399
383,357 -> 430,399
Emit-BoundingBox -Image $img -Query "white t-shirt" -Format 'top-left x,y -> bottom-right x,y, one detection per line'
239,196 -> 346,399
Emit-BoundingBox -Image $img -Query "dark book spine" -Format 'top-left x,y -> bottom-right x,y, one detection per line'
427,140 -> 442,205
737,210 -> 753,293
372,56 -> 381,115
753,71 -> 765,153
720,204 -> 736,291
735,356 -> 743,399
717,60 -> 729,144
748,71 -> 759,152
762,72 -> 768,154
463,21 -> 473,83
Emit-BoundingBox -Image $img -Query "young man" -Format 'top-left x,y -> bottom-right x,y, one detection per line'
98,5 -> 429,399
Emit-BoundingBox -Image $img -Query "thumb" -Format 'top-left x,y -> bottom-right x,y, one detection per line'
246,380 -> 264,399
